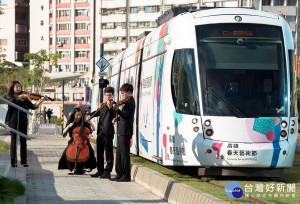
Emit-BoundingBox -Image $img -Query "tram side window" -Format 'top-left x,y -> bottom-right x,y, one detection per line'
171,49 -> 200,115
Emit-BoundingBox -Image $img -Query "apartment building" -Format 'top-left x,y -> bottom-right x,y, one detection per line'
0,0 -> 30,66
95,0 -> 201,61
29,0 -> 95,117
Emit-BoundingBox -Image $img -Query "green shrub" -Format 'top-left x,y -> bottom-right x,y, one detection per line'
0,177 -> 25,203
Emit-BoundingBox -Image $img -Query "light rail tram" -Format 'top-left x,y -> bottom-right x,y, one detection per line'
93,8 -> 298,177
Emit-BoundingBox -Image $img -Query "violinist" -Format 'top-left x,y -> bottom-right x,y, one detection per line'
5,81 -> 48,167
111,83 -> 135,182
87,87 -> 116,179
58,107 -> 96,175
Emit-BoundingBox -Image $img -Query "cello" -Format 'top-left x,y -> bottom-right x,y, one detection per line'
65,109 -> 90,172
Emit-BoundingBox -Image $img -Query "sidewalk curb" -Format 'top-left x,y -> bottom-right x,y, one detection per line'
131,164 -> 229,204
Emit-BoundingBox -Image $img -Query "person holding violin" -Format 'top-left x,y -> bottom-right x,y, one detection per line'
5,81 -> 48,167
58,107 -> 97,174
111,83 -> 135,182
88,87 -> 116,179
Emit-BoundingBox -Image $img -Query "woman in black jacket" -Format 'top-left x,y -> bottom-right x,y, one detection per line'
5,81 -> 47,167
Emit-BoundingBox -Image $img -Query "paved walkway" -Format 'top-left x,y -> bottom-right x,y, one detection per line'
21,134 -> 167,204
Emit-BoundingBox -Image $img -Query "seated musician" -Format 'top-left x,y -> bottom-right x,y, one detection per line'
58,107 -> 96,175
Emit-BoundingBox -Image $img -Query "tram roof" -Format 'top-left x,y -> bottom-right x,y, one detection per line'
192,8 -> 279,20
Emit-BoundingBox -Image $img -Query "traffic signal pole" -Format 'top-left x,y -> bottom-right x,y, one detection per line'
99,43 -> 104,106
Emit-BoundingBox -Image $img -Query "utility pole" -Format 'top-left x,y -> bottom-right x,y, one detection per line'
126,0 -> 130,48
61,79 -> 64,134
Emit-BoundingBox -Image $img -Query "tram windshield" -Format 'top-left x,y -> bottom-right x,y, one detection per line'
196,24 -> 287,117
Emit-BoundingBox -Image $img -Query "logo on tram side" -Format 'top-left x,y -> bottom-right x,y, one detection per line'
225,181 -> 243,198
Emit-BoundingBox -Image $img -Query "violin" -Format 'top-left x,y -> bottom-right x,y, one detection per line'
19,91 -> 55,101
87,96 -> 115,121
114,96 -> 130,110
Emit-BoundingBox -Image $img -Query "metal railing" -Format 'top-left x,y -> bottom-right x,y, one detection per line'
0,96 -> 33,140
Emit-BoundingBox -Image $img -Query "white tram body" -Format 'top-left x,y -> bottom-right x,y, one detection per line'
97,8 -> 297,176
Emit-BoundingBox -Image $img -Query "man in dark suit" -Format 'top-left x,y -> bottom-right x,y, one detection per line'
88,87 -> 116,178
111,83 -> 135,182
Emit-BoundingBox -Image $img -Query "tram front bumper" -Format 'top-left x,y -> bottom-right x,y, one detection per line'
200,139 -> 296,168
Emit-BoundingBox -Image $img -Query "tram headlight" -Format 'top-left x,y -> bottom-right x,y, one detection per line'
280,130 -> 287,137
291,120 -> 295,126
206,149 -> 212,154
204,120 -> 211,127
205,129 -> 214,136
281,121 -> 288,128
290,128 -> 294,134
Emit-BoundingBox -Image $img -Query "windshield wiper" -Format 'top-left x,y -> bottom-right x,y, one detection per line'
206,86 -> 247,118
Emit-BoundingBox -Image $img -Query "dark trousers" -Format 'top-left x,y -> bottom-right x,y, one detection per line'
10,124 -> 28,165
96,133 -> 114,173
115,135 -> 131,179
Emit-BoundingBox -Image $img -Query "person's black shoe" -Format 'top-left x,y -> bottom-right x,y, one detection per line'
90,171 -> 102,177
22,164 -> 29,167
100,172 -> 111,179
109,175 -> 122,181
116,176 -> 131,182
11,164 -> 17,168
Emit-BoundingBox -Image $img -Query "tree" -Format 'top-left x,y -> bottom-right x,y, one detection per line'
24,49 -> 61,92
0,61 -> 30,97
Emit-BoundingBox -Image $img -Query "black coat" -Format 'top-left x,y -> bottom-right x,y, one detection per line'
90,104 -> 116,135
116,96 -> 135,136
5,95 -> 37,129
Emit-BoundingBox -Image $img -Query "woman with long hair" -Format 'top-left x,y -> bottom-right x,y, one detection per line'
58,107 -> 97,174
5,81 -> 47,167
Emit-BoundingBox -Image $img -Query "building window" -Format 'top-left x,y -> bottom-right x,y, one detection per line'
57,10 -> 70,17
16,13 -> 28,20
102,23 -> 115,29
241,0 -> 249,7
55,93 -> 69,101
75,50 -> 89,58
49,38 -> 52,45
41,36 -> 44,40
286,16 -> 296,22
41,5 -> 44,10
57,23 -> 70,31
75,9 -> 87,16
130,7 -> 138,13
0,39 -> 8,46
59,51 -> 70,58
16,39 -> 27,46
57,37 -> 70,44
15,52 -> 25,61
75,64 -> 89,72
145,6 -> 152,13
287,0 -> 296,5
49,11 -> 53,18
75,36 -> 89,44
40,20 -> 44,26
273,0 -> 284,6
262,0 -> 271,5
58,64 -> 70,72
0,0 -> 8,6
75,23 -> 87,30
73,93 -> 84,101
15,24 -> 27,33
57,0 -> 70,3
